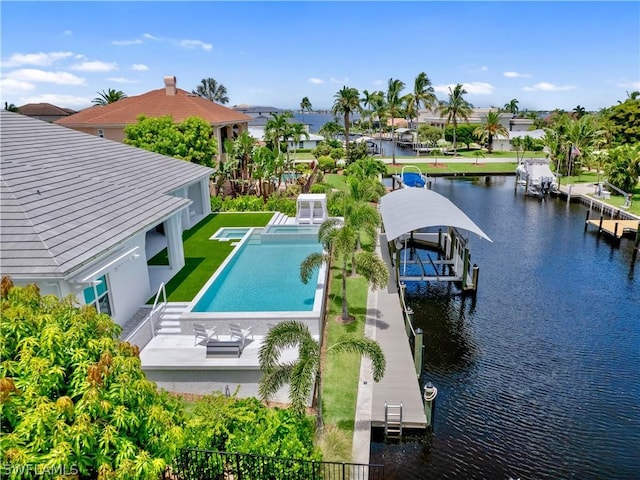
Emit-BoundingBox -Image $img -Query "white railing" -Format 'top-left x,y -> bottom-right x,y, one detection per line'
124,283 -> 167,347
148,282 -> 167,337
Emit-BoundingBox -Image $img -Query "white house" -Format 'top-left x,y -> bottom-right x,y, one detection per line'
0,111 -> 213,326
493,129 -> 546,152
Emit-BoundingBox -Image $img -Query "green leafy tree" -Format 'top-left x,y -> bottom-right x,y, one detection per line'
604,144 -> 640,193
124,115 -> 217,167
503,98 -> 519,115
444,124 -> 478,150
192,77 -> 229,104
386,78 -> 406,165
473,110 -> 508,153
264,111 -> 293,156
605,97 -> 640,145
0,280 -> 185,479
418,125 -> 443,147
92,88 -> 127,105
288,123 -> 310,160
438,83 -> 472,155
258,321 -> 385,431
318,120 -> 343,141
300,97 -> 313,113
332,86 -> 360,160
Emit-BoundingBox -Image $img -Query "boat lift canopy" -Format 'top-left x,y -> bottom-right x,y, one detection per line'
379,188 -> 493,243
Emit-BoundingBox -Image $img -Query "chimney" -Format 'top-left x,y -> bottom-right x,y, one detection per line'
164,76 -> 177,96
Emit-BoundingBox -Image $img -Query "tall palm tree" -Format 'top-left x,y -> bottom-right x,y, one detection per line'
573,105 -> 586,119
386,78 -> 406,165
3,102 -> 19,112
503,98 -> 519,116
371,93 -> 389,154
473,110 -> 508,153
360,89 -> 383,133
192,77 -> 229,104
301,217 -> 388,323
300,96 -> 313,113
318,120 -> 343,141
92,88 -> 127,105
264,111 -> 293,155
406,72 -> 436,149
332,86 -> 360,161
288,123 -> 309,160
259,320 -> 385,430
438,83 -> 472,156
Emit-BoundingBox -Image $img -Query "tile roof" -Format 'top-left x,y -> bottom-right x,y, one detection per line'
55,81 -> 251,127
1,111 -> 214,279
18,103 -> 76,117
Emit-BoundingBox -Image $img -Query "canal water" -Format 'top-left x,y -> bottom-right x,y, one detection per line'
370,177 -> 640,479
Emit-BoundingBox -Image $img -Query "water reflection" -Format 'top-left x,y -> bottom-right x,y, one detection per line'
370,177 -> 640,479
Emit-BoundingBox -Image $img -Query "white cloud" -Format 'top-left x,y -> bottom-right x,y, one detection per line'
373,80 -> 385,86
179,39 -> 213,51
480,66 -> 489,72
434,82 -> 494,95
21,93 -> 92,109
1,51 -> 73,67
6,69 -> 86,86
107,77 -> 138,84
112,39 -> 143,46
143,33 -> 161,41
308,78 -> 324,84
63,30 -> 72,36
330,77 -> 349,85
618,81 -> 640,89
71,61 -> 118,72
522,82 -> 575,92
504,71 -> 531,78
0,78 -> 36,94
131,64 -> 149,71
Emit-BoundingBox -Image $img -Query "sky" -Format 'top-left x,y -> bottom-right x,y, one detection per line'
1,1 -> 639,113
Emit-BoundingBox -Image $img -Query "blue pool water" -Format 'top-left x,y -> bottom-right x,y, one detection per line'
193,229 -> 322,312
212,227 -> 251,240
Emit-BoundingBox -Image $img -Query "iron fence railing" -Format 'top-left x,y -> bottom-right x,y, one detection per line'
164,449 -> 384,480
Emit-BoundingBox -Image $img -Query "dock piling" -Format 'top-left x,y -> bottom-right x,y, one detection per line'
414,329 -> 423,376
423,383 -> 438,428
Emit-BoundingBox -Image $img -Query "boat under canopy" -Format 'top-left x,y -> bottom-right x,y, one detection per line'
515,159 -> 558,196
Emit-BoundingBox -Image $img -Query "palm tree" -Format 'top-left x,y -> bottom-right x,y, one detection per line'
503,98 -> 519,116
473,110 -> 508,153
301,218 -> 388,323
386,78 -> 406,165
288,123 -> 309,160
259,320 -> 385,430
318,120 -> 343,141
332,86 -> 360,160
3,102 -> 19,112
300,96 -> 313,113
264,111 -> 293,156
371,93 -> 389,155
192,77 -> 229,104
406,72 -> 436,151
573,105 -> 586,119
438,83 -> 472,156
92,88 -> 127,105
360,89 -> 383,133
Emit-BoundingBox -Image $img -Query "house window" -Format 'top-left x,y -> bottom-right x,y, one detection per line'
83,275 -> 112,316
97,129 -> 105,138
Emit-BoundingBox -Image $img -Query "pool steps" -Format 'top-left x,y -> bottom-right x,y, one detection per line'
155,302 -> 191,335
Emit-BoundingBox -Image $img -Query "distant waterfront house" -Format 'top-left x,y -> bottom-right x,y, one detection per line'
18,102 -> 76,122
231,104 -> 287,118
493,129 -> 545,152
1,111 -> 213,326
416,107 -> 534,132
55,76 -> 251,159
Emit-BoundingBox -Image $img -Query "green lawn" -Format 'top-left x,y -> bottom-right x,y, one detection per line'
386,162 -> 517,176
148,212 -> 273,302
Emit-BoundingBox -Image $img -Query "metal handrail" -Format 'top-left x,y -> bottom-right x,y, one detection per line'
148,282 -> 167,337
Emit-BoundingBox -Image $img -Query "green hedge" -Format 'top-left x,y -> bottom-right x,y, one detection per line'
211,194 -> 297,216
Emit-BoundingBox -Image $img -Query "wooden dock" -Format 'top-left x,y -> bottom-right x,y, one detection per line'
368,234 -> 427,430
586,219 -> 639,238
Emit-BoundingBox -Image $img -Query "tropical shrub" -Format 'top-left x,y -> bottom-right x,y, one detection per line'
210,195 -> 223,212
265,195 -> 297,216
0,281 -> 185,480
317,156 -> 336,173
604,144 -> 640,193
310,183 -> 333,194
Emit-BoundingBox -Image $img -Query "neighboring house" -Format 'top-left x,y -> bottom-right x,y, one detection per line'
54,76 -> 251,159
493,129 -> 545,152
18,103 -> 76,122
232,104 -> 286,118
1,111 -> 213,326
417,107 -> 534,132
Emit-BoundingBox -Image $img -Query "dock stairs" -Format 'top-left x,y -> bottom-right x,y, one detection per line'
384,402 -> 404,439
155,302 -> 190,335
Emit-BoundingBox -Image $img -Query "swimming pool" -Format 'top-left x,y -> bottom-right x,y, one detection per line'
189,225 -> 326,315
211,227 -> 251,241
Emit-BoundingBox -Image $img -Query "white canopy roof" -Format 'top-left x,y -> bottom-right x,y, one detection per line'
379,188 -> 492,242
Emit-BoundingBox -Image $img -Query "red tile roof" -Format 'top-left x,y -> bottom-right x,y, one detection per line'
19,103 -> 76,116
56,85 -> 251,127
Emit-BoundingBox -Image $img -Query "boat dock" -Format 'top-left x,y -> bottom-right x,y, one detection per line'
369,234 -> 427,431
585,219 -> 639,238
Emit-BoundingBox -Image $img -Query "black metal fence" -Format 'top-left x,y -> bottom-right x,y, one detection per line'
165,449 -> 384,480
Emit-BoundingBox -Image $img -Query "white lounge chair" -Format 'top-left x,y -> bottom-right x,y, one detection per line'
194,324 -> 218,346
229,323 -> 254,345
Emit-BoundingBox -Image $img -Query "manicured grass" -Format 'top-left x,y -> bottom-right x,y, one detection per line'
322,174 -> 350,190
148,212 -> 273,302
386,162 -> 517,176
